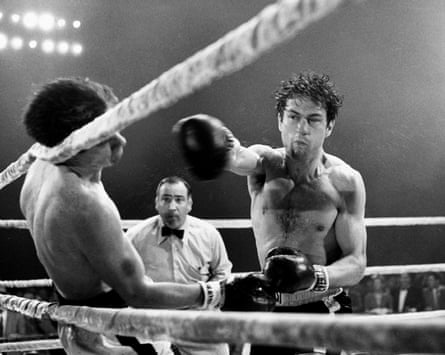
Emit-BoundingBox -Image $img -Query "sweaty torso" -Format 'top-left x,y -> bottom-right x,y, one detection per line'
20,160 -> 115,299
249,148 -> 345,267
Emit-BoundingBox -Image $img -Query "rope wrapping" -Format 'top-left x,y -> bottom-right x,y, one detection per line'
0,294 -> 55,319
0,0 -> 346,190
1,294 -> 445,352
46,307 -> 445,353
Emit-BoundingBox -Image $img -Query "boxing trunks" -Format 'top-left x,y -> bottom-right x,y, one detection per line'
250,290 -> 352,355
55,289 -> 178,355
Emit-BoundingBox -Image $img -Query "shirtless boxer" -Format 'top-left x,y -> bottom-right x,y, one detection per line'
19,77 -> 275,355
175,71 -> 367,354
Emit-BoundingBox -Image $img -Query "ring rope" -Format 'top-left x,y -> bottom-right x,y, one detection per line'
0,0 -> 347,191
0,294 -> 55,319
2,294 -> 445,353
2,263 -> 445,289
0,279 -> 53,288
364,263 -> 445,275
2,216 -> 445,230
0,339 -> 63,353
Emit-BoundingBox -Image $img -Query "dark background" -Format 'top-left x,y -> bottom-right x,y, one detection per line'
1,1 -> 445,280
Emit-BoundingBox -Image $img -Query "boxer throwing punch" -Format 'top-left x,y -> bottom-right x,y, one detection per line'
174,71 -> 367,354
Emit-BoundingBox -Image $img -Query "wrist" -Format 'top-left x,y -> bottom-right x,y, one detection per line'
310,265 -> 329,293
198,281 -> 225,309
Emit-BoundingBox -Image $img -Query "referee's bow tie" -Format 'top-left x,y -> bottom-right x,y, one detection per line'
161,226 -> 184,239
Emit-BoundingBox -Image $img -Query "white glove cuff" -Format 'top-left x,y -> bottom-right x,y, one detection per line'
311,265 -> 329,293
198,281 -> 224,309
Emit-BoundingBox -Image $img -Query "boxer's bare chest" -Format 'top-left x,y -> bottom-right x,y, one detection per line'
250,162 -> 342,263
254,176 -> 339,230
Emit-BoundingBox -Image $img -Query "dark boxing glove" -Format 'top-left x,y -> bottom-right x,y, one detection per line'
199,273 -> 276,312
172,114 -> 236,180
222,273 -> 276,312
263,247 -> 329,294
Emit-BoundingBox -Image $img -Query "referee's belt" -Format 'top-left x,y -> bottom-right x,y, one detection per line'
276,287 -> 343,307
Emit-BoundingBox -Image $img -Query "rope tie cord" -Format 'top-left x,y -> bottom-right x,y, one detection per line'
0,0 -> 347,191
0,294 -> 55,319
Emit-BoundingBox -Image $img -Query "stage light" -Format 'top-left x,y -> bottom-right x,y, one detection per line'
0,9 -> 83,56
57,18 -> 66,28
23,12 -> 38,29
10,36 -> 23,50
57,41 -> 69,54
28,40 -> 37,49
41,39 -> 55,53
11,14 -> 20,23
38,13 -> 55,32
0,33 -> 7,50
71,43 -> 82,56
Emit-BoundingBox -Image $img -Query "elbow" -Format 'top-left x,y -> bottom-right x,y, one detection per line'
116,288 -> 143,308
115,281 -> 152,308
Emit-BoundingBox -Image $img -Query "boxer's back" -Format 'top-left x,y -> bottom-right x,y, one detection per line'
20,160 -> 110,299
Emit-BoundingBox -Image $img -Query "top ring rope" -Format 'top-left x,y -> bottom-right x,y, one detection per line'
1,294 -> 445,353
0,0 -> 347,191
2,216 -> 445,230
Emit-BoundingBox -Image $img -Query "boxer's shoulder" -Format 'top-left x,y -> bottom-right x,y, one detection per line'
323,153 -> 362,193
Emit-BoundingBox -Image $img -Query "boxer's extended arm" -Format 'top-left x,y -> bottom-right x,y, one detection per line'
70,193 -> 275,311
325,167 -> 367,287
173,114 -> 266,178
70,193 -> 203,309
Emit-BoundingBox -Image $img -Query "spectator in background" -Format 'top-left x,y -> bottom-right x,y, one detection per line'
423,273 -> 445,311
364,275 -> 393,314
391,273 -> 423,313
345,286 -> 363,313
126,176 -> 233,355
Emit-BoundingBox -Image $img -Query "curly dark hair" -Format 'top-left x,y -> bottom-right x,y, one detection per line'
274,71 -> 343,124
23,77 -> 119,147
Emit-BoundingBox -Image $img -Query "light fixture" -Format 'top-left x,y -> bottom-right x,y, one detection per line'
28,40 -> 37,49
10,36 -> 23,50
11,13 -> 20,23
57,18 -> 66,28
71,42 -> 82,56
57,41 -> 69,54
23,12 -> 38,29
41,39 -> 55,53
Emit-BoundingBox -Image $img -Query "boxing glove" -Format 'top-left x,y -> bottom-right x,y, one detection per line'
263,247 -> 329,293
222,272 -> 276,312
172,114 -> 236,180
200,273 -> 276,312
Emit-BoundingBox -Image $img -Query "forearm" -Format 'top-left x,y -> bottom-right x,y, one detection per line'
325,254 -> 366,288
130,282 -> 203,309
